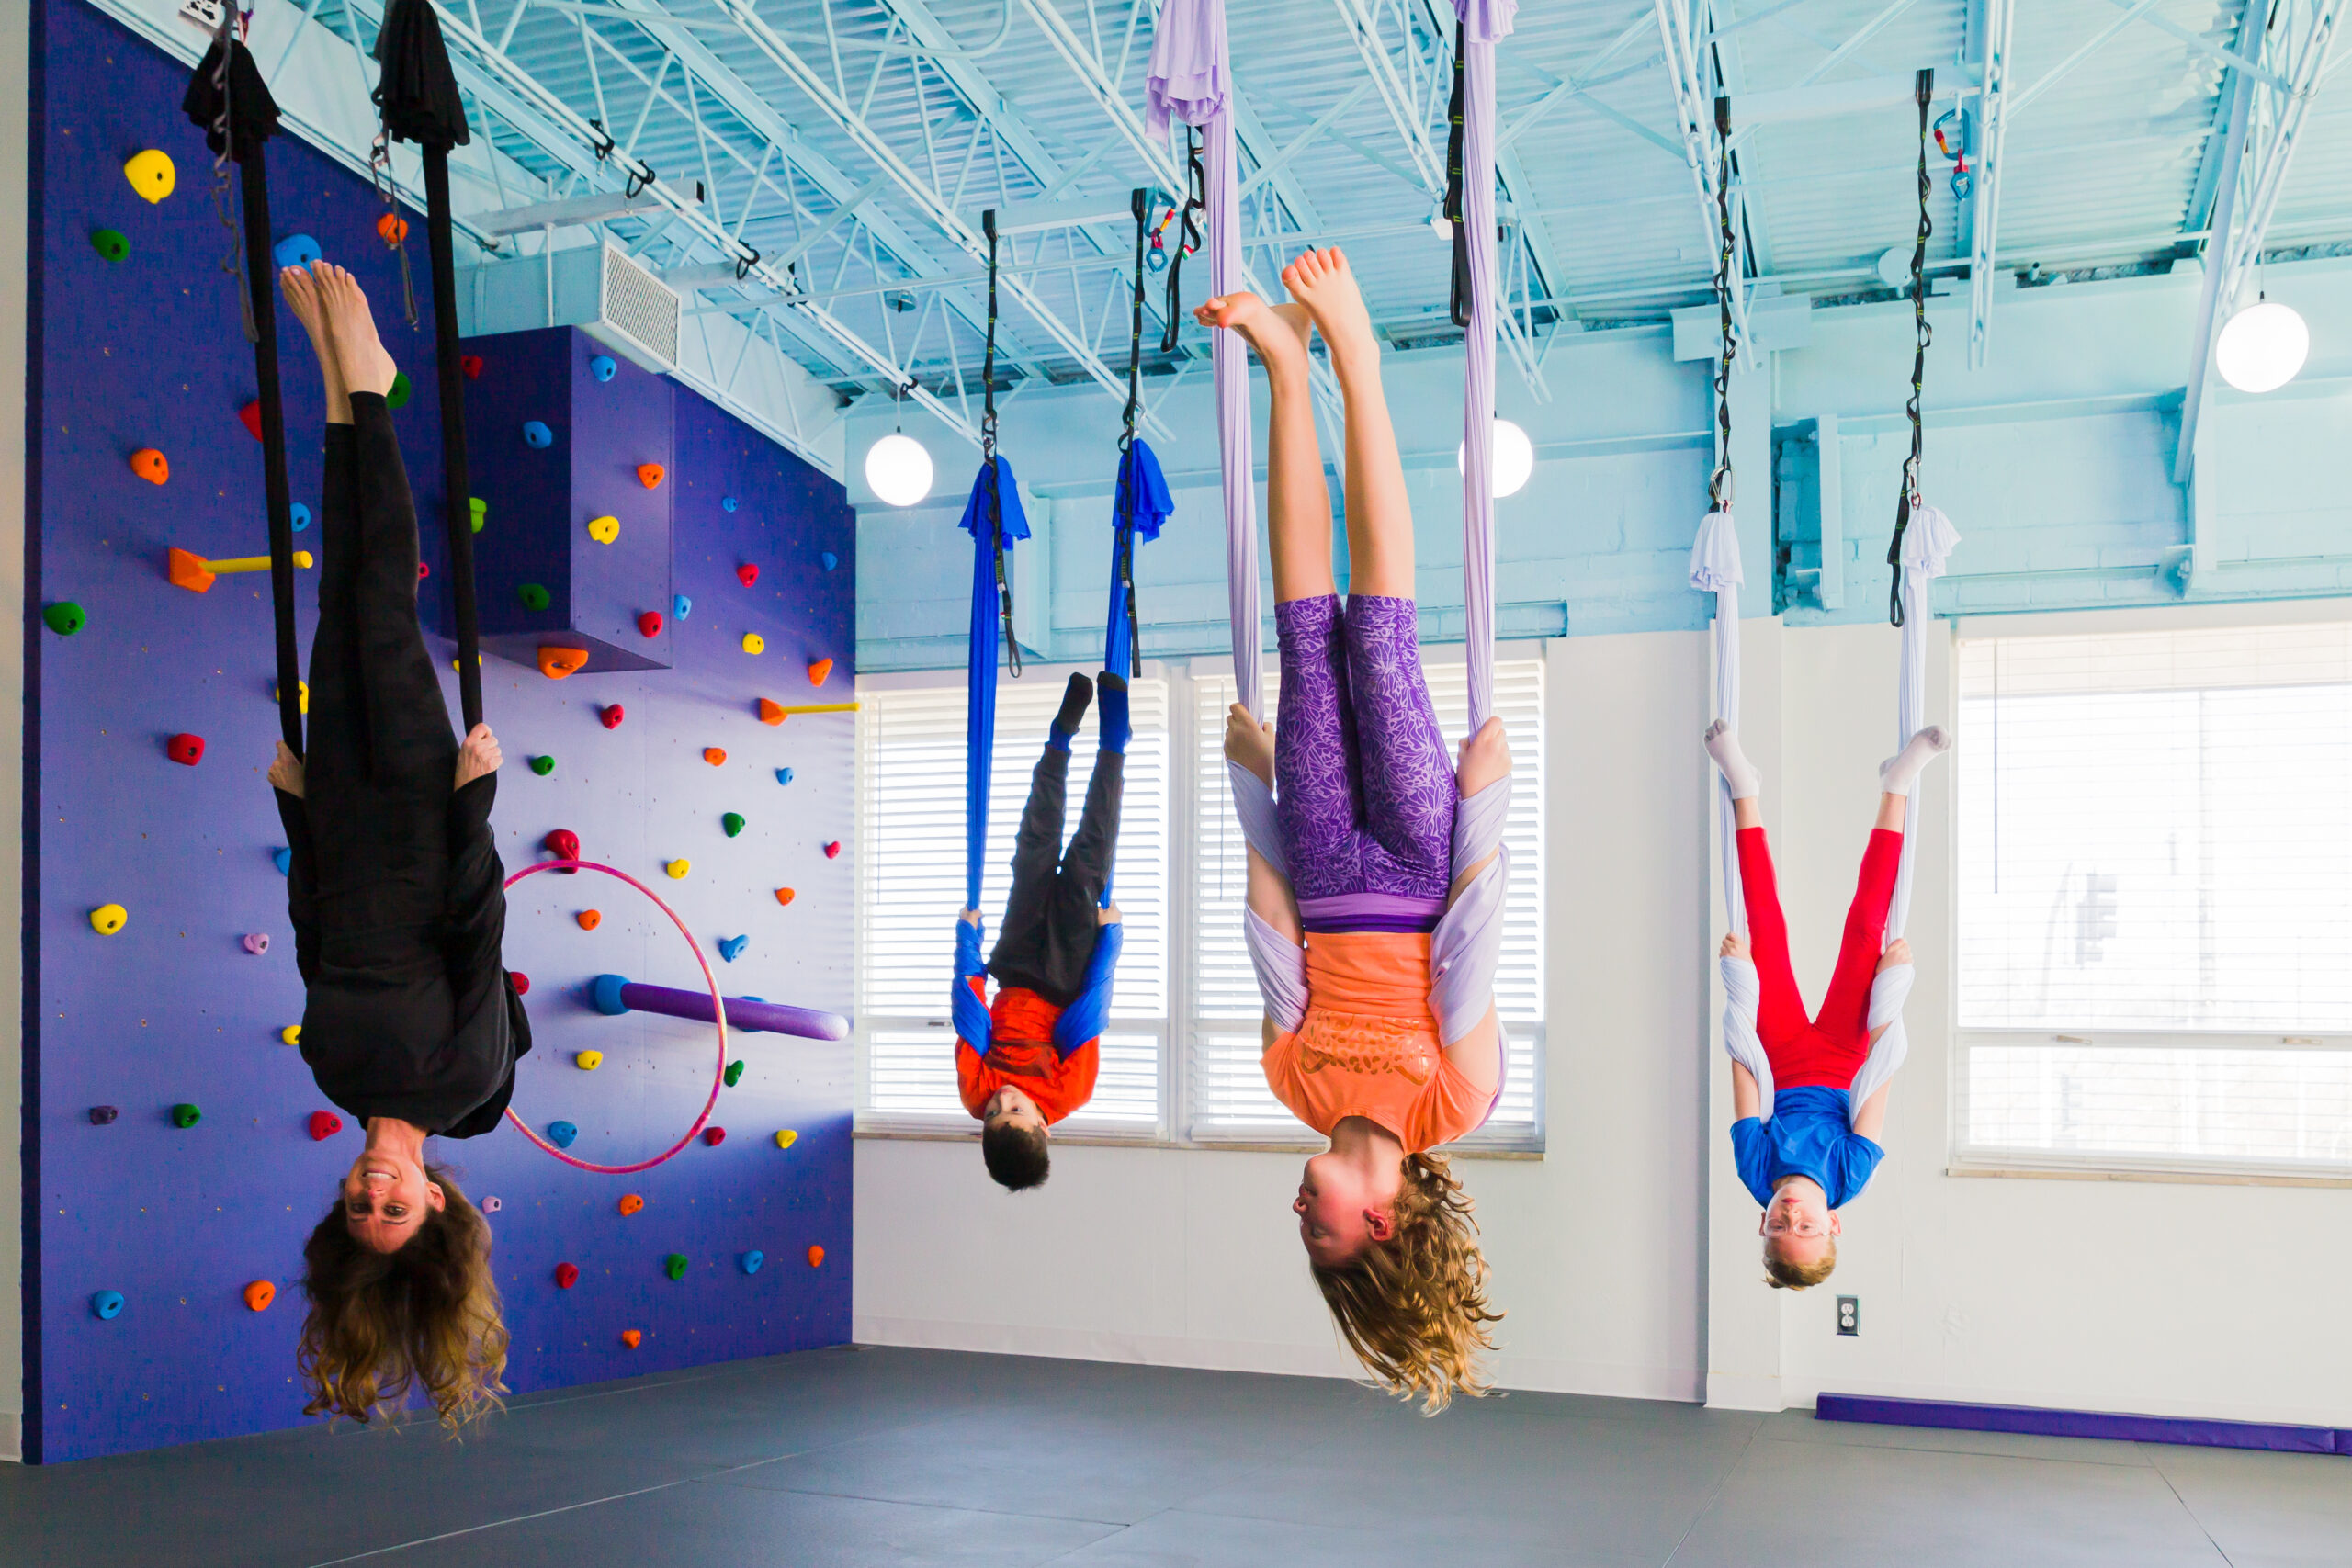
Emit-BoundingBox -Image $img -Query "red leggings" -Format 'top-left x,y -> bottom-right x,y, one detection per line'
1736,825 -> 1903,1091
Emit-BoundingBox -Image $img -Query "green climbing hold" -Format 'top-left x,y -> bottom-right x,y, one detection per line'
43,602 -> 85,637
469,497 -> 487,533
171,1103 -> 202,1129
722,812 -> 746,838
386,371 -> 412,410
724,1059 -> 745,1088
530,756 -> 555,776
663,1253 -> 689,1281
90,228 -> 130,263
518,583 -> 550,611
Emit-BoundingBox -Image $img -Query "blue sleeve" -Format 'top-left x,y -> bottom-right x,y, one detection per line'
1729,1118 -> 1777,1207
951,921 -> 990,1054
1052,922 -> 1122,1053
1833,1133 -> 1886,1208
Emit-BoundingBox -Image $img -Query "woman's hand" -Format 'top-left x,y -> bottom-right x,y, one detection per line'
1224,703 -> 1275,786
1721,931 -> 1748,960
1099,903 -> 1121,925
455,724 -> 502,789
268,741 -> 305,798
1456,716 -> 1510,795
1879,937 -> 1910,971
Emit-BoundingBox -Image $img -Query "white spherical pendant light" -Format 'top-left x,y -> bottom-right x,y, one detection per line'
1457,417 -> 1535,499
2214,298 -> 2309,394
864,432 -> 934,507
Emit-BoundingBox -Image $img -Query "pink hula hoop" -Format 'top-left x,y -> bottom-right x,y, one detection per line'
500,858 -> 729,1175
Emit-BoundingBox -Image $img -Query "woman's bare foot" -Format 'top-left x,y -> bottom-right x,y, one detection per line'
1878,937 -> 1911,971
314,263 -> 397,399
455,723 -> 502,790
1224,702 -> 1275,787
280,265 -> 353,424
1280,247 -> 1376,373
1456,716 -> 1510,797
1193,292 -> 1313,380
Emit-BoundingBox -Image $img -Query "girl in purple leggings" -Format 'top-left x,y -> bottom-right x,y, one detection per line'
1198,246 -> 1511,1413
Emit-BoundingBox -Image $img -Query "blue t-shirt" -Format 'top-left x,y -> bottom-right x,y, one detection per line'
1731,1086 -> 1884,1209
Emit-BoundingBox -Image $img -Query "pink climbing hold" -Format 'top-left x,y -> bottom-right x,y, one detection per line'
243,932 -> 271,955
637,611 -> 662,638
703,1126 -> 727,1147
736,563 -> 758,587
481,1196 -> 503,1213
601,704 -> 625,729
308,1111 -> 343,1141
823,840 -> 842,860
509,970 -> 531,996
166,733 -> 206,766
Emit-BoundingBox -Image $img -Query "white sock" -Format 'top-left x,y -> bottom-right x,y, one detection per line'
1704,719 -> 1760,800
1879,725 -> 1951,796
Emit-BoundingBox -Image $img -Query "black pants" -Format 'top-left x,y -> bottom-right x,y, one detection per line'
987,747 -> 1123,1006
303,394 -> 458,969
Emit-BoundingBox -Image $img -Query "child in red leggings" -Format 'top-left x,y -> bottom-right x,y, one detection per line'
1706,719 -> 1950,1290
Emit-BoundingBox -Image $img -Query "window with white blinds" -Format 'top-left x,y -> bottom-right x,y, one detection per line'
1187,660 -> 1547,1150
1954,623 -> 2352,1179
856,671 -> 1170,1135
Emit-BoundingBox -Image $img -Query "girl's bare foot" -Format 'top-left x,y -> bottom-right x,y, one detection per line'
1224,702 -> 1275,786
1280,247 -> 1376,371
1721,931 -> 1747,960
280,265 -> 352,423
1456,716 -> 1510,796
1193,292 -> 1313,379
1878,938 -> 1911,972
314,263 -> 397,398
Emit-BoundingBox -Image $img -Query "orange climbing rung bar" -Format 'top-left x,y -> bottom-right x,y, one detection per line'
168,547 -> 312,593
757,700 -> 860,724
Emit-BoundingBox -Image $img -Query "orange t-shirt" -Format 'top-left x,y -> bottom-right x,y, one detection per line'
955,979 -> 1100,1123
1260,931 -> 1489,1154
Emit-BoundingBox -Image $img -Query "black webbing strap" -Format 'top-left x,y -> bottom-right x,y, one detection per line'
1709,96 -> 1736,512
1446,22 -> 1471,330
1159,130 -> 1205,354
1887,68 -> 1935,628
981,209 -> 1019,678
424,146 -> 483,729
1115,187 -> 1149,672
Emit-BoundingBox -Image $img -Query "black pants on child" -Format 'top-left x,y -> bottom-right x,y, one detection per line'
987,748 -> 1123,1007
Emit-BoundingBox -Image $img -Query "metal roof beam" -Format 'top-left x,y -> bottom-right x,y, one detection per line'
1654,0 -> 1755,358
2009,0 -> 2166,117
1705,4 -> 1775,278
2183,1 -> 2278,237
2109,0 -> 2295,93
1962,0 -> 2015,367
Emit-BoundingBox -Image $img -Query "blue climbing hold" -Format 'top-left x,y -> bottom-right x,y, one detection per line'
774,767 -> 794,787
741,1249 -> 764,1274
821,552 -> 839,571
547,1121 -> 579,1149
523,420 -> 552,449
273,847 -> 293,875
718,934 -> 749,963
272,233 -> 322,269
591,974 -> 631,1016
289,502 -> 311,532
589,354 -> 617,382
92,1290 -> 125,1321
673,593 -> 692,620
721,496 -> 740,513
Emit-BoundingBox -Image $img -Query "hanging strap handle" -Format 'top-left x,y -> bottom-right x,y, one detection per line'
1445,21 -> 1471,329
1710,96 -> 1737,509
1887,68 -> 1935,628
1159,130 -> 1205,354
981,209 -> 1019,679
1110,188 -> 1150,679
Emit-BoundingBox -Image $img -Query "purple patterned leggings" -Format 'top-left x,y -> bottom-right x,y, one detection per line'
1275,594 -> 1457,905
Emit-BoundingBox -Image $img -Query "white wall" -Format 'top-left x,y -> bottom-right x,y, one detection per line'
855,611 -> 2352,1427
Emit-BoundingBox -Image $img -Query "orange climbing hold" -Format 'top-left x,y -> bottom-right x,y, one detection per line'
577,909 -> 602,931
537,646 -> 588,680
243,1280 -> 276,1313
377,212 -> 410,244
617,1193 -> 645,1216
757,698 -> 785,725
703,747 -> 727,766
774,887 -> 796,906
620,1328 -> 642,1348
808,1245 -> 825,1268
808,658 -> 833,687
636,463 -> 665,489
130,448 -> 169,485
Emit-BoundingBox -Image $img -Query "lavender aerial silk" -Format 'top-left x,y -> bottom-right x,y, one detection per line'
1456,0 -> 1514,732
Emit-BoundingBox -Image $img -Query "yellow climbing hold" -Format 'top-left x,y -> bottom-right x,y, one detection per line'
576,1050 -> 604,1071
90,904 -> 128,936
774,1129 -> 797,1149
587,514 -> 620,544
741,633 -> 765,655
124,149 -> 176,203
666,859 -> 692,879
280,1025 -> 301,1046
277,681 -> 309,715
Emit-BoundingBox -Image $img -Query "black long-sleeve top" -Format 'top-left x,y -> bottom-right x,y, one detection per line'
276,774 -> 531,1135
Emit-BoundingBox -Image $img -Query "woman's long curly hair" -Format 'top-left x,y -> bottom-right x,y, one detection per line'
298,1164 -> 509,1431
1310,1151 -> 1501,1414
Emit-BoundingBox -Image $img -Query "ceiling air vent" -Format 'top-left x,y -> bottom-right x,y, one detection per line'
590,243 -> 680,373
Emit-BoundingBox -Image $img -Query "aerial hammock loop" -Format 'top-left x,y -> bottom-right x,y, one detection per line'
1159,132 -> 1207,355
1886,69 -> 1936,630
181,12 -> 300,757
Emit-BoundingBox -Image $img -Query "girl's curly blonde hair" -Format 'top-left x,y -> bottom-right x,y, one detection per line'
1310,1151 -> 1501,1414
297,1165 -> 509,1432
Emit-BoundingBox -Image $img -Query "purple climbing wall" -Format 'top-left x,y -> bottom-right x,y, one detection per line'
25,0 -> 854,1464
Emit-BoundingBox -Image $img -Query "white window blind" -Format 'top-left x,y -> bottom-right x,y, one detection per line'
1188,660 -> 1546,1149
856,671 -> 1170,1134
1955,623 -> 2352,1178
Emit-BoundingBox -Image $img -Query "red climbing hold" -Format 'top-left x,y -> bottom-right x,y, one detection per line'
165,733 -> 205,766
544,829 -> 581,877
736,563 -> 759,588
509,971 -> 531,995
703,1126 -> 727,1146
308,1111 -> 343,1141
637,611 -> 662,638
554,1261 -> 580,1289
460,354 -> 483,380
824,841 -> 842,859
417,561 -> 430,580
237,401 -> 264,442
601,704 -> 625,729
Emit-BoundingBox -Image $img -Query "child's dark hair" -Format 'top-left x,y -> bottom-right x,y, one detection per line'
298,1165 -> 508,1430
981,1122 -> 1051,1190
1310,1152 -> 1500,1414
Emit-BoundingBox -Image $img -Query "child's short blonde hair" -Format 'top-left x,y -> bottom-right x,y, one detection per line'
1762,1235 -> 1837,1290
1310,1152 -> 1500,1414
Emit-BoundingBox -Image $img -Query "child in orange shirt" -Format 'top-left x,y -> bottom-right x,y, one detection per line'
1200,248 -> 1510,1411
954,672 -> 1125,1190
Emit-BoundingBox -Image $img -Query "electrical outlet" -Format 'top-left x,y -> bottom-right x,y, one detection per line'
1836,1295 -> 1860,1337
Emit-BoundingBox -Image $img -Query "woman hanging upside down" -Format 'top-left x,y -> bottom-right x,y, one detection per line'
266,262 -> 527,1429
1704,719 -> 1948,1290
1200,248 -> 1510,1413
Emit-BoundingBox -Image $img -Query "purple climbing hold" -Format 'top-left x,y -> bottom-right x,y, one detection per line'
89,1105 -> 119,1125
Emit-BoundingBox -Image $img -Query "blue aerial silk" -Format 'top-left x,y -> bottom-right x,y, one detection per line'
1102,438 -> 1173,681
957,455 -> 1029,911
